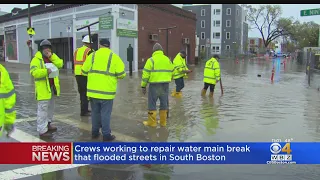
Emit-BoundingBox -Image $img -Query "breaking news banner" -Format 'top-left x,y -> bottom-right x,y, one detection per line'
1,142 -> 320,164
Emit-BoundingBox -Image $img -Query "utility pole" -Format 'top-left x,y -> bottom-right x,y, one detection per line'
158,26 -> 177,58
28,4 -> 33,59
158,26 -> 177,118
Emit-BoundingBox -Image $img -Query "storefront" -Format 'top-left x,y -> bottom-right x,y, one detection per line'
0,4 -> 138,72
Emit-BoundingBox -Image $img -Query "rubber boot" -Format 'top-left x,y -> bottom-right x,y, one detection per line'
159,110 -> 168,127
209,92 -> 214,98
201,89 -> 207,96
48,122 -> 57,132
171,89 -> 176,97
175,92 -> 182,98
143,111 -> 157,127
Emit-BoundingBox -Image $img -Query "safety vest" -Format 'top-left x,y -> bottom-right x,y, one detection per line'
81,48 -> 126,100
203,57 -> 221,85
141,51 -> 174,88
30,51 -> 63,101
74,46 -> 91,76
172,53 -> 189,79
0,64 -> 16,137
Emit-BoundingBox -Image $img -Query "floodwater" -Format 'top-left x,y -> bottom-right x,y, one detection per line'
1,56 -> 320,180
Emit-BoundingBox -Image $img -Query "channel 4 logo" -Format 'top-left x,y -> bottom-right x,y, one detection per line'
270,143 -> 292,161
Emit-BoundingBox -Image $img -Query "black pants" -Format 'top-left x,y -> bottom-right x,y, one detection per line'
76,75 -> 89,114
203,83 -> 215,92
175,77 -> 185,92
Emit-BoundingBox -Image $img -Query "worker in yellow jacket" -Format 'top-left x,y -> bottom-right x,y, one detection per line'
82,39 -> 126,142
201,55 -> 221,97
30,39 -> 64,137
74,35 -> 94,116
171,50 -> 192,98
0,64 -> 16,137
141,43 -> 174,127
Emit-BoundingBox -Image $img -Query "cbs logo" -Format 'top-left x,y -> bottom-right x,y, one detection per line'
270,143 -> 292,154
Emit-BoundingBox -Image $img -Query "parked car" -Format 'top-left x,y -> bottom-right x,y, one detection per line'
274,52 -> 289,58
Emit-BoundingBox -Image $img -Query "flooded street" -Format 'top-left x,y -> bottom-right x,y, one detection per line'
1,57 -> 320,180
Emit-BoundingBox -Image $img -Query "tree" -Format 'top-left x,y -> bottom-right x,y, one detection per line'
281,21 -> 319,48
244,5 -> 292,48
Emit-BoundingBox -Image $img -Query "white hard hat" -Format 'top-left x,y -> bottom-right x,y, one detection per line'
82,35 -> 93,43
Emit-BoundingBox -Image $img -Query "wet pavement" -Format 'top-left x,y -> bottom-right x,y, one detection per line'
2,56 -> 320,180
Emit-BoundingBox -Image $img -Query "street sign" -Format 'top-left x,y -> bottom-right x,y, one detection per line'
27,27 -> 35,36
300,8 -> 320,16
206,44 -> 210,47
66,26 -> 71,33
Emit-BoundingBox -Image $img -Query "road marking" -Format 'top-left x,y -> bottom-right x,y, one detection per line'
0,164 -> 86,180
1,126 -> 87,179
15,114 -> 142,142
1,113 -> 144,179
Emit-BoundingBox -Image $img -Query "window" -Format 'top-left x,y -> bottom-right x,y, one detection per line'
236,9 -> 239,16
226,20 -> 231,27
226,32 -> 230,39
189,10 -> 192,12
212,32 -> 220,39
201,32 -> 205,39
226,8 -> 231,15
214,9 -> 221,15
226,45 -> 230,50
212,46 -> 220,53
245,16 -> 247,21
201,9 -> 205,16
213,20 -> 220,27
201,45 -> 205,51
201,20 -> 205,28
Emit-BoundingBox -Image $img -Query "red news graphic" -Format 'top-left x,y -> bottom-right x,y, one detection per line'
0,143 -> 72,164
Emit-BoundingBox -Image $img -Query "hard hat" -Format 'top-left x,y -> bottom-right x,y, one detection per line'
40,39 -> 51,47
82,35 -> 93,43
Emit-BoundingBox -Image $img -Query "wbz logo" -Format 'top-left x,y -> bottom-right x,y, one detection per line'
270,143 -> 292,161
271,154 -> 292,161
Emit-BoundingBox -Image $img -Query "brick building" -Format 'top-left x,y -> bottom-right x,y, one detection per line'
138,4 -> 196,69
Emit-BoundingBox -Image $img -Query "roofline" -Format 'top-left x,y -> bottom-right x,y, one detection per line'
182,4 -> 211,7
0,4 -> 86,24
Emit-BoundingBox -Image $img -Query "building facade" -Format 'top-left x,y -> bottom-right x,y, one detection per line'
138,4 -> 196,69
0,4 -> 196,71
182,4 -> 248,56
248,37 -> 263,53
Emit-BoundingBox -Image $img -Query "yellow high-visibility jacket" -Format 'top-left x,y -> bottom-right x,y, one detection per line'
141,50 -> 174,88
30,51 -> 64,101
74,46 -> 93,76
82,47 -> 126,100
173,53 -> 189,79
0,64 -> 16,137
203,57 -> 220,85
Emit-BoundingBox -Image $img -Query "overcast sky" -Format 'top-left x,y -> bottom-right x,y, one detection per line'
1,4 -> 319,37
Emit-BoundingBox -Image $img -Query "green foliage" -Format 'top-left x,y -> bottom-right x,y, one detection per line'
281,20 -> 319,48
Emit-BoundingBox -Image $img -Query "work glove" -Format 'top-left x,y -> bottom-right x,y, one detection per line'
142,87 -> 147,95
4,124 -> 14,137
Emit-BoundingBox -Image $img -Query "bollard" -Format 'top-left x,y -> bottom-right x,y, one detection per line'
283,60 -> 286,70
127,44 -> 133,76
271,67 -> 275,82
236,58 -> 239,64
